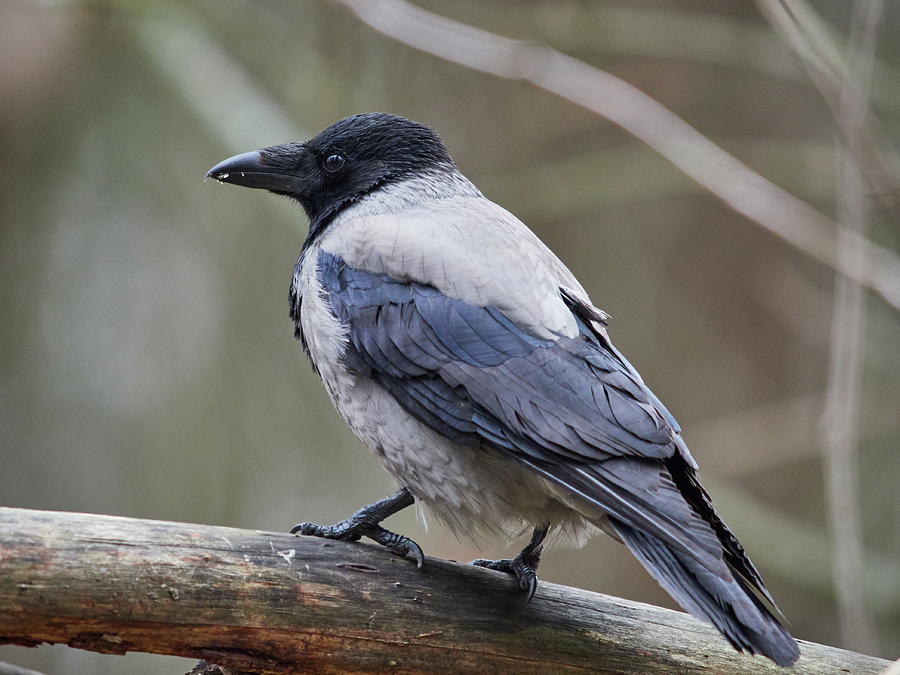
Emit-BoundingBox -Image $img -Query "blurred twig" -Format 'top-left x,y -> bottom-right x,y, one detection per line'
479,139 -> 838,224
127,8 -> 308,229
523,5 -> 900,114
131,13 -> 308,151
332,0 -> 900,314
818,0 -> 882,655
756,0 -> 900,214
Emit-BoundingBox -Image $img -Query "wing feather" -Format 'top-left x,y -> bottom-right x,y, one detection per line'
318,251 -> 725,566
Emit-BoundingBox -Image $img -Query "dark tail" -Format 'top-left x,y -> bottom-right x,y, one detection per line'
611,519 -> 800,667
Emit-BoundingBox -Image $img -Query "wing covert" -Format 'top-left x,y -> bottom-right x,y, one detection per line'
319,250 -> 675,460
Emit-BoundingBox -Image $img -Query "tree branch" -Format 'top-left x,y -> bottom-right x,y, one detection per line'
0,507 -> 890,674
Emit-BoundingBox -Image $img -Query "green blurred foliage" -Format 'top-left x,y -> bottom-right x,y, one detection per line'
0,1 -> 897,672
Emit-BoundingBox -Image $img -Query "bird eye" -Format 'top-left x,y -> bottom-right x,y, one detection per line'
324,153 -> 345,172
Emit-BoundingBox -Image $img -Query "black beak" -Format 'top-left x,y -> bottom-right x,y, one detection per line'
206,151 -> 299,192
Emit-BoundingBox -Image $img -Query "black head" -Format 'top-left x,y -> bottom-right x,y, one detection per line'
206,113 -> 455,232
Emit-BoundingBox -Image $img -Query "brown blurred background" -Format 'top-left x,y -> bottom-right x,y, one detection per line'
0,1 -> 898,672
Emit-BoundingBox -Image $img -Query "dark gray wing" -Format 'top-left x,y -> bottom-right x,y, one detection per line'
316,250 -> 726,564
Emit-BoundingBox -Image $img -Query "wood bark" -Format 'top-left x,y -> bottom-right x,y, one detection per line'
0,507 -> 889,674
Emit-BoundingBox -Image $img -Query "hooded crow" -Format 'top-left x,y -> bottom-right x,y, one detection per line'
207,112 -> 800,667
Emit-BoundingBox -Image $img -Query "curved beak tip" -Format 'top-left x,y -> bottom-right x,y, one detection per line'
204,150 -> 297,192
204,169 -> 232,184
205,151 -> 258,182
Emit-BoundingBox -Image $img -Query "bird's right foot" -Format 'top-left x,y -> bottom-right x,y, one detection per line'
291,488 -> 424,568
471,525 -> 548,601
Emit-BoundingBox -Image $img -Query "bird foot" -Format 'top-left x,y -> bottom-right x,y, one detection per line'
472,553 -> 540,601
471,525 -> 547,601
291,489 -> 424,568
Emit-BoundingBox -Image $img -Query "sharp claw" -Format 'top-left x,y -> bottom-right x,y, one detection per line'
523,572 -> 538,602
470,557 -> 539,599
368,527 -> 425,568
408,540 -> 425,569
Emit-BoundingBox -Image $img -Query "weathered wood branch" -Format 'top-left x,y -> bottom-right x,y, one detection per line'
0,507 -> 889,674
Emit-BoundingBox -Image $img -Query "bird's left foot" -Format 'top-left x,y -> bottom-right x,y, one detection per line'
471,525 -> 548,602
291,488 -> 424,568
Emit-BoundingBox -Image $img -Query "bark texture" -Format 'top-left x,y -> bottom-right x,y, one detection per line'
0,507 -> 889,674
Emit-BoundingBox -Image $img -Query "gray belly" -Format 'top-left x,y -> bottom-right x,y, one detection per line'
336,371 -> 589,537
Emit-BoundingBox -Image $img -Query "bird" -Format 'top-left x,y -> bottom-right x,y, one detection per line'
207,112 -> 800,667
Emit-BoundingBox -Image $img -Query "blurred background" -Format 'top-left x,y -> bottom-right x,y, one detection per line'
1,1 -> 898,672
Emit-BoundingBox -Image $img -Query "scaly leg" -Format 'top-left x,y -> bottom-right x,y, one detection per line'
291,488 -> 424,567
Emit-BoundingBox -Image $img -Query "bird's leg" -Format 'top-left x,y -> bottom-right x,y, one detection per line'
291,487 -> 424,568
472,525 -> 549,601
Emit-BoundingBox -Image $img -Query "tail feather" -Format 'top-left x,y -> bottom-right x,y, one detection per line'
611,519 -> 800,667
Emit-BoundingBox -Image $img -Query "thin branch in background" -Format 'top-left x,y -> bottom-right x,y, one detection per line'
524,4 -> 900,114
820,0 -> 882,655
756,0 -> 900,215
332,0 -> 900,314
132,15 -> 308,152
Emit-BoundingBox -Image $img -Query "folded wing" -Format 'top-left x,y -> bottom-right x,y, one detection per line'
317,249 -> 798,665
